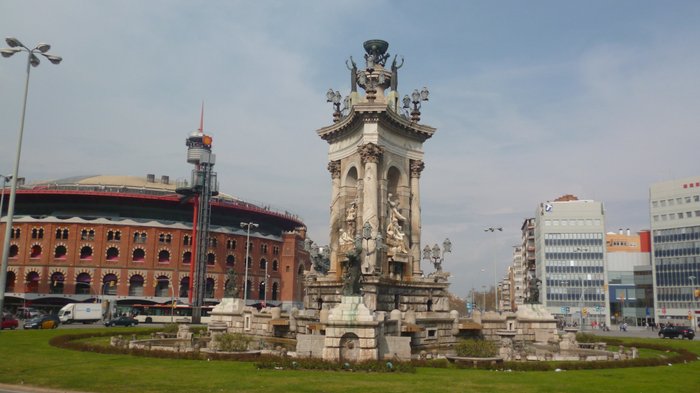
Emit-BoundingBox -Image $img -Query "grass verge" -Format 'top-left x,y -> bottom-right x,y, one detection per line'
0,329 -> 699,393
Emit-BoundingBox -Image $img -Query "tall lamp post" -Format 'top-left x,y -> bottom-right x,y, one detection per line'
484,227 -> 503,310
241,222 -> 258,305
689,275 -> 697,329
0,37 -> 61,315
0,175 -> 12,222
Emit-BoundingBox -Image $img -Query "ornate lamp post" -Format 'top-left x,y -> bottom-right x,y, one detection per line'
422,238 -> 452,273
0,37 -> 62,316
402,87 -> 429,122
241,222 -> 258,305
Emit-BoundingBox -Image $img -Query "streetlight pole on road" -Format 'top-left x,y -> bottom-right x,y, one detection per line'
0,37 -> 62,315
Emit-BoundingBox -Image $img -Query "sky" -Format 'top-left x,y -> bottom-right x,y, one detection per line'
2,0 -> 700,297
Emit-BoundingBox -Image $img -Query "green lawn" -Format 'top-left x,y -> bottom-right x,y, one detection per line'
1,329 -> 699,393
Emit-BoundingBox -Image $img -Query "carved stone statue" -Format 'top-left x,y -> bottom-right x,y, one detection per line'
341,252 -> 362,296
345,199 -> 357,236
345,56 -> 358,92
390,55 -> 404,91
386,193 -> 408,255
224,269 -> 239,298
526,277 -> 542,304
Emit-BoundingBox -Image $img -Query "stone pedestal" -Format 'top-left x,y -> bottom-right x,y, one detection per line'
322,296 -> 381,362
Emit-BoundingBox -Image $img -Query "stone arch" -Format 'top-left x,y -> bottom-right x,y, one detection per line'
158,248 -> 171,263
29,242 -> 43,258
101,269 -> 121,281
342,165 -> 359,188
8,243 -> 19,258
49,270 -> 66,292
385,165 -> 405,196
25,271 -> 40,293
339,332 -> 360,363
5,270 -> 16,292
132,247 -> 146,262
102,272 -> 119,295
153,271 -> 172,282
75,272 -> 92,295
128,274 -> 145,296
179,276 -> 190,298
24,266 -> 41,276
271,281 -> 279,301
106,246 -> 120,261
205,276 -> 216,298
79,244 -> 94,260
54,243 -> 68,259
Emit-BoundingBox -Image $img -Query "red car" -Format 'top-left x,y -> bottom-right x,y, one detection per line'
1,313 -> 19,330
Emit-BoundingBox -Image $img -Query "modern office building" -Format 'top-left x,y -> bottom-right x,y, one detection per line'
606,229 -> 654,326
0,175 -> 310,314
649,176 -> 700,327
534,195 -> 610,328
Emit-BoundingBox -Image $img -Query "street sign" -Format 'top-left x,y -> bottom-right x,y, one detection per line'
582,307 -> 588,317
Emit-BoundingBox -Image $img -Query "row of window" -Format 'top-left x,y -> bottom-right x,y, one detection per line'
655,271 -> 699,287
652,211 -> 700,222
543,219 -> 602,227
652,194 -> 700,208
545,279 -> 605,288
544,252 -> 605,261
4,271 -> 280,301
654,246 -> 700,258
545,293 -> 605,302
545,266 -> 605,274
10,227 -> 280,254
653,226 -> 700,243
6,243 -> 280,270
654,259 -> 699,272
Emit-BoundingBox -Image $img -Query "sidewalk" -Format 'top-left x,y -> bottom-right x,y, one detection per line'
0,383 -> 92,393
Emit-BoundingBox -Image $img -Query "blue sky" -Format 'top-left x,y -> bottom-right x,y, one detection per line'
2,1 -> 699,296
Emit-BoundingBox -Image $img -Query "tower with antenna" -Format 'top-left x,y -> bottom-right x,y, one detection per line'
176,106 -> 219,323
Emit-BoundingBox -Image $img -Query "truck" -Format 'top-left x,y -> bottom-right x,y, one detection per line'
58,303 -> 103,324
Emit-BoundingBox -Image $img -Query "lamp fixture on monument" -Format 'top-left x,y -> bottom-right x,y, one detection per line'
325,89 -> 343,122
422,238 -> 451,274
0,37 -> 62,317
403,87 -> 429,122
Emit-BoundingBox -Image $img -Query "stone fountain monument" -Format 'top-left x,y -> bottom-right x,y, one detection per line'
302,39 -> 459,361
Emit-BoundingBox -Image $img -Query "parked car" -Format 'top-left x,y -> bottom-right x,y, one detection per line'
16,307 -> 43,319
1,313 -> 19,330
23,314 -> 60,329
658,325 -> 695,340
104,315 -> 138,327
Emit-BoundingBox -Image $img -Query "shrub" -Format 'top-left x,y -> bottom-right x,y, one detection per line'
213,332 -> 251,352
160,323 -> 179,334
575,332 -> 598,343
455,339 -> 498,358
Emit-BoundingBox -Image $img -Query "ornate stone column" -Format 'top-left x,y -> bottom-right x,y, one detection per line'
328,160 -> 341,276
410,160 -> 424,276
358,143 -> 383,274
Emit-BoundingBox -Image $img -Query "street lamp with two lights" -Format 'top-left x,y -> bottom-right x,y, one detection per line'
0,37 -> 62,315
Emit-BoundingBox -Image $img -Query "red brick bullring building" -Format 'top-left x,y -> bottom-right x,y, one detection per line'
0,175 -> 310,313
